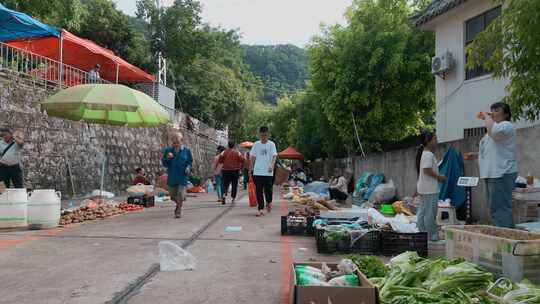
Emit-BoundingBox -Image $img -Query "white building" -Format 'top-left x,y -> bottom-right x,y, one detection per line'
414,0 -> 539,143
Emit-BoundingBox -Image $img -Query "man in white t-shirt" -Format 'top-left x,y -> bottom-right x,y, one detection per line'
250,126 -> 278,217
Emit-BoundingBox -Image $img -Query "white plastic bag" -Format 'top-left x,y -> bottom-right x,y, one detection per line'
367,208 -> 391,225
337,259 -> 357,275
390,214 -> 419,233
89,190 -> 115,199
368,180 -> 396,203
159,241 -> 197,271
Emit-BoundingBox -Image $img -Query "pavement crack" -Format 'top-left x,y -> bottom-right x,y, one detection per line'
106,194 -> 242,304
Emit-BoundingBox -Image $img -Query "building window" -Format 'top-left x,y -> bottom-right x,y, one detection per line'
465,6 -> 501,80
464,127 -> 487,138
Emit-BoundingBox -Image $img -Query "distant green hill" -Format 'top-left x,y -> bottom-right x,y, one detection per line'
242,44 -> 309,104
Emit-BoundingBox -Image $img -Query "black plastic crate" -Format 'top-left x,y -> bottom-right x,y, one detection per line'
380,231 -> 428,257
128,195 -> 155,208
281,213 -> 314,236
315,226 -> 380,255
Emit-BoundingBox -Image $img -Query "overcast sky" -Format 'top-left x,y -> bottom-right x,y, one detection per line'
114,0 -> 352,47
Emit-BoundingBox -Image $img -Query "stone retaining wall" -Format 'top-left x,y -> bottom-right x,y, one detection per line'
0,77 -> 223,197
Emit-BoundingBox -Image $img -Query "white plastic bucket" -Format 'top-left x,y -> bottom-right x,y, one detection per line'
28,189 -> 61,229
0,189 -> 28,228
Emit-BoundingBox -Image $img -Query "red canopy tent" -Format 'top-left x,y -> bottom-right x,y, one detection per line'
8,30 -> 154,83
278,147 -> 304,160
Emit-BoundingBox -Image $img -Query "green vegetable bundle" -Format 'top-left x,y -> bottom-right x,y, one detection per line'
346,255 -> 389,278
374,252 -> 495,304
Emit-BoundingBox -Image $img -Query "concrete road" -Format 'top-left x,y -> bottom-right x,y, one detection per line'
0,190 -> 339,304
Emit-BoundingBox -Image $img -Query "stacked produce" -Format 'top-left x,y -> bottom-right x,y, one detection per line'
295,259 -> 360,287
292,194 -> 339,211
348,252 -> 540,304
60,202 -> 125,225
291,206 -> 320,217
118,203 -> 144,212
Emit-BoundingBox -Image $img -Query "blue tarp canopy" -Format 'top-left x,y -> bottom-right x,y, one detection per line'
0,4 -> 59,42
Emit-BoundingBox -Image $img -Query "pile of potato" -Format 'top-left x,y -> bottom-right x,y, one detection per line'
59,203 -> 125,225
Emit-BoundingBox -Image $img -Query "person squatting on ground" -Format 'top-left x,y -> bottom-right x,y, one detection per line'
162,132 -> 193,218
329,169 -> 352,202
133,167 -> 151,185
250,126 -> 278,217
219,141 -> 245,205
415,130 -> 446,242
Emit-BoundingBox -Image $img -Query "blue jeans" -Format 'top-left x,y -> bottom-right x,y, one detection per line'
214,174 -> 223,200
417,193 -> 439,241
485,173 -> 517,228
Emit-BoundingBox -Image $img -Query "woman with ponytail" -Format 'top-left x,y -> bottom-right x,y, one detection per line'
416,131 -> 446,242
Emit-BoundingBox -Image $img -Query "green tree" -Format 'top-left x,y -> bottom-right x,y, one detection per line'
77,0 -> 153,72
242,45 -> 309,103
466,0 -> 540,121
309,0 -> 434,151
3,0 -> 85,32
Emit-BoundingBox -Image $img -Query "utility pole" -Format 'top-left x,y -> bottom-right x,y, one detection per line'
156,0 -> 167,86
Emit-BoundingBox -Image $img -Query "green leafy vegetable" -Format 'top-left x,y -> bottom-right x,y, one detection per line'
346,255 -> 389,278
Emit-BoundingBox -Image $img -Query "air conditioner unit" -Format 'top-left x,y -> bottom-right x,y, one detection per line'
431,51 -> 455,76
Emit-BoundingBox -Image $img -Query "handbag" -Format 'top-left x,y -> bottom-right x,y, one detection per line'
248,176 -> 257,208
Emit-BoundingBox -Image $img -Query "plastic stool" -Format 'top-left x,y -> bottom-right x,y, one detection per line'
437,206 -> 464,226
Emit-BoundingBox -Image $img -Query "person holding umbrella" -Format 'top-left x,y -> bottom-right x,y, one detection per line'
162,132 -> 193,218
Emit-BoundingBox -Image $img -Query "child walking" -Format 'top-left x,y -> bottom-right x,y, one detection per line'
415,131 -> 446,242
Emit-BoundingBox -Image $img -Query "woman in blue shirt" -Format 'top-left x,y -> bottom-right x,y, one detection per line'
162,132 -> 193,218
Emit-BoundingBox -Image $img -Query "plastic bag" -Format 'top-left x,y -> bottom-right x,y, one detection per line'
159,241 -> 196,271
248,176 -> 257,207
127,184 -> 146,196
328,274 -> 359,287
296,273 -> 331,286
295,265 -> 327,282
321,262 -> 332,280
367,208 -> 391,225
390,214 -> 419,233
369,180 -> 396,203
337,259 -> 357,275
304,181 -> 330,198
89,190 -> 115,199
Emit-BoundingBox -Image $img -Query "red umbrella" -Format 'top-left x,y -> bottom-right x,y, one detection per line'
278,147 -> 304,160
240,141 -> 254,149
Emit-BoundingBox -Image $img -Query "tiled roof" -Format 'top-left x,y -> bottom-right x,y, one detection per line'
412,0 -> 469,26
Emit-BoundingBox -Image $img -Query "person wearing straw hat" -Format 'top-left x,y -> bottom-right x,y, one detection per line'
0,128 -> 24,188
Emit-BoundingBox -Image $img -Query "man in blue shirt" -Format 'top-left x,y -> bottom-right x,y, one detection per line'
162,132 -> 193,218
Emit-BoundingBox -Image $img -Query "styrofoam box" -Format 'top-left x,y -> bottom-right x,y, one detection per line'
444,225 -> 540,283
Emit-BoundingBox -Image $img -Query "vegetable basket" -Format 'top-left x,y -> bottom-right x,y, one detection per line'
380,230 -> 428,257
281,212 -> 314,236
315,225 -> 380,255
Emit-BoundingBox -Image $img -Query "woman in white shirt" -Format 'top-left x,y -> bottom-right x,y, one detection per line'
465,102 -> 517,228
416,131 -> 446,242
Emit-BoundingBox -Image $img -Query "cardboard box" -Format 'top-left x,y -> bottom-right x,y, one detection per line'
290,262 -> 378,304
